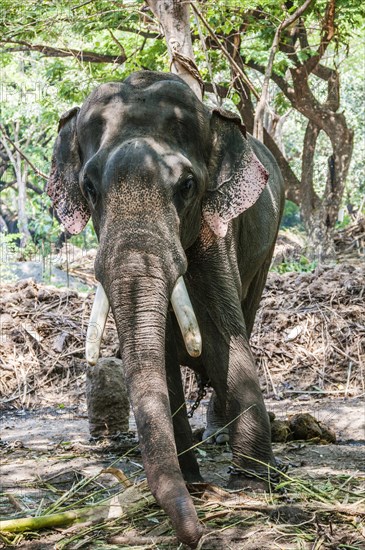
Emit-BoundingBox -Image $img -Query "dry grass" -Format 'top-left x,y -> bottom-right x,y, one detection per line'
252,262 -> 365,398
0,280 -> 118,409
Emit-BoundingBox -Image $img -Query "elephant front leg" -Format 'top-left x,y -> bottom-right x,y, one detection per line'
206,333 -> 276,491
166,317 -> 203,483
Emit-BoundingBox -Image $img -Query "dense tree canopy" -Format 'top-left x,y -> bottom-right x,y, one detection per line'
1,0 -> 364,259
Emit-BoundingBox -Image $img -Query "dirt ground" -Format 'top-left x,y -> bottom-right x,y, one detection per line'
1,397 -> 364,549
1,226 -> 364,549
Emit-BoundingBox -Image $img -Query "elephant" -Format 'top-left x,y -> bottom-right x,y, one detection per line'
47,70 -> 285,548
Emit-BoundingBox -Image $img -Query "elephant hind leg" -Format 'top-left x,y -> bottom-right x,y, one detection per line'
241,243 -> 276,338
203,391 -> 230,444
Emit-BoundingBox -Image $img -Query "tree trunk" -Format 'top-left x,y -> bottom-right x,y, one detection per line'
299,108 -> 354,260
0,122 -> 31,248
223,2 -> 354,256
15,150 -> 31,248
226,34 -> 302,208
146,0 -> 202,100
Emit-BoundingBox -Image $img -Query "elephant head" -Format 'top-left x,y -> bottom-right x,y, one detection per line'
47,71 -> 269,547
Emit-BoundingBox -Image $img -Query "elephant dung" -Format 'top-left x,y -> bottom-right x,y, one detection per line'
270,419 -> 291,443
289,413 -> 336,444
268,412 -> 336,444
86,357 -> 129,438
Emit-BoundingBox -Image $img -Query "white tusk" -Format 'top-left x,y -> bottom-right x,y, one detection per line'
171,276 -> 202,357
86,283 -> 110,365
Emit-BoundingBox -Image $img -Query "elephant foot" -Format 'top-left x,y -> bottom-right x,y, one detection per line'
179,451 -> 204,484
227,463 -> 282,493
227,473 -> 270,492
182,470 -> 204,484
202,426 -> 230,444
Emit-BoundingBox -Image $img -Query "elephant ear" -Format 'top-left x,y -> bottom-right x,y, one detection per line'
47,107 -> 90,234
202,108 -> 269,238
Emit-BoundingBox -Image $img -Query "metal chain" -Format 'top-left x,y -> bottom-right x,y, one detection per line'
187,376 -> 209,418
227,461 -> 289,485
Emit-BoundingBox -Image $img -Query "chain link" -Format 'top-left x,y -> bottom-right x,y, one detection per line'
187,376 -> 209,418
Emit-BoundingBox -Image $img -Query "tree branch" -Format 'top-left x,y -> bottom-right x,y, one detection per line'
0,132 -> 17,175
191,3 -> 260,99
0,40 -> 126,64
108,30 -> 126,58
117,25 -> 162,40
253,0 -> 313,141
204,82 -> 229,98
232,74 -> 301,204
301,0 -> 336,75
26,182 -> 44,195
264,129 -> 301,204
146,0 -> 203,99
0,179 -> 17,191
244,58 -> 294,101
0,125 -> 48,180
294,11 -> 339,111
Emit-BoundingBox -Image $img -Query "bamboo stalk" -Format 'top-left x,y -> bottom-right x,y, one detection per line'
0,482 -> 154,534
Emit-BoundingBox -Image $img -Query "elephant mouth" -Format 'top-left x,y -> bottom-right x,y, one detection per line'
85,276 -> 202,365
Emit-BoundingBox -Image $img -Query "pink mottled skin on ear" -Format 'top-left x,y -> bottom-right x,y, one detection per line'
51,191 -> 89,234
47,163 -> 90,234
61,204 -> 89,234
203,151 -> 269,238
203,215 -> 228,238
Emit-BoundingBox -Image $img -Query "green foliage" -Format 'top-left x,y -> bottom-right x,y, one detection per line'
0,0 -> 364,255
0,231 -> 22,258
341,36 -> 365,205
272,255 -> 318,274
0,232 -> 20,282
0,231 -> 39,279
280,201 -> 302,229
335,212 -> 352,230
272,92 -> 291,116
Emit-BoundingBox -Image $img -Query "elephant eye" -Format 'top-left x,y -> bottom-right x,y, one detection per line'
179,176 -> 196,201
82,175 -> 97,205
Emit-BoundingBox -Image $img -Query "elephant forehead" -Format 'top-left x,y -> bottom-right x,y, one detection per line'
78,81 -> 209,153
105,138 -> 193,184
105,101 -> 203,144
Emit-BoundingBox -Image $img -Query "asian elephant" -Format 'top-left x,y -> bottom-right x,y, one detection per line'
48,70 -> 285,548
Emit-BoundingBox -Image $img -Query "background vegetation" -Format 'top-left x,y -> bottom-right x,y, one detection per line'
0,0 -> 364,263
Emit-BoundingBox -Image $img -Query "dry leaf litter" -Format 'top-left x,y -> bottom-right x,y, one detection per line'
1,261 -> 363,410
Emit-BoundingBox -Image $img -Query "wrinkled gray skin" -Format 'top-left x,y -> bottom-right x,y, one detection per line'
48,71 -> 284,548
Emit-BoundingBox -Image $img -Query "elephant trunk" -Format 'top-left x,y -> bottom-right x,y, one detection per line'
109,272 -> 202,548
